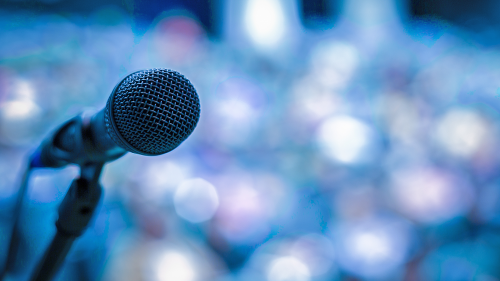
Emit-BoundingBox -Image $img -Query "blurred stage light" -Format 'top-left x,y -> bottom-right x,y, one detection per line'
1,100 -> 40,122
174,178 -> 219,223
434,108 -> 491,159
244,0 -> 286,49
352,232 -> 390,260
156,251 -> 196,281
13,79 -> 35,100
267,256 -> 311,281
0,79 -> 43,146
316,115 -> 376,164
389,166 -> 474,223
333,217 -> 413,278
299,0 -> 338,30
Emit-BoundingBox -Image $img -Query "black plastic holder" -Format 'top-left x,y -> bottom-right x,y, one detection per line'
29,163 -> 104,281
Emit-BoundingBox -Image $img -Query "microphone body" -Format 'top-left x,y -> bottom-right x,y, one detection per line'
30,68 -> 201,168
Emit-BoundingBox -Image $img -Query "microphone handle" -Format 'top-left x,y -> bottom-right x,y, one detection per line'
31,112 -> 125,168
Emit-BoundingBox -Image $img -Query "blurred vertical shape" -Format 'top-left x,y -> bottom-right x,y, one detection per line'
244,0 -> 287,49
224,0 -> 300,58
299,0 -> 339,30
410,0 -> 437,17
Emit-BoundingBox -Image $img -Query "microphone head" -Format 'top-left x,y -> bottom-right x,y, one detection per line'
104,68 -> 200,155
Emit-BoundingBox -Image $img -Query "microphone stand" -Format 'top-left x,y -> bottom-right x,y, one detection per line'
1,162 -> 32,279
29,162 -> 104,281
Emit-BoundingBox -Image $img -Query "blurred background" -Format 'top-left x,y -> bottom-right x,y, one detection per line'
1,0 -> 500,280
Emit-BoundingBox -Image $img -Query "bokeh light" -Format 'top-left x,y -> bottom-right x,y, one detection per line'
389,166 -> 475,223
316,115 -> 376,164
240,233 -> 337,281
333,217 -> 414,278
433,108 -> 493,159
156,251 -> 196,281
267,256 -> 311,281
0,79 -> 43,146
244,0 -> 286,49
174,178 -> 219,223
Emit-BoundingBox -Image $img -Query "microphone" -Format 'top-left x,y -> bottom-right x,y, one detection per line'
31,68 -> 201,168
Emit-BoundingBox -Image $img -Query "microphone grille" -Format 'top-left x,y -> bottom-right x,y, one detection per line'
104,68 -> 200,155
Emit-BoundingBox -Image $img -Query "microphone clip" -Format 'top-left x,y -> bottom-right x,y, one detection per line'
31,114 -> 125,168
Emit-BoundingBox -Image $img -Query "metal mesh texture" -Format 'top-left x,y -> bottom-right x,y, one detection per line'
104,69 -> 200,155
